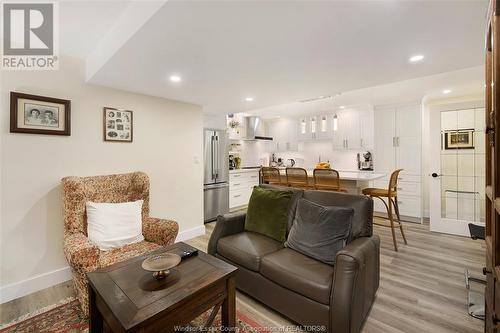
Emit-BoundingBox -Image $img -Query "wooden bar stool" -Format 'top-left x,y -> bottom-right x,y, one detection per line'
260,167 -> 283,185
313,168 -> 348,192
362,169 -> 407,251
286,167 -> 311,188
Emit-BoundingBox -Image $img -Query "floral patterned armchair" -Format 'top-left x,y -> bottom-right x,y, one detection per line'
61,171 -> 178,316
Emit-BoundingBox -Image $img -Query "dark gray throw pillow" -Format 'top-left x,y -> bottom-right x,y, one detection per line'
285,198 -> 354,265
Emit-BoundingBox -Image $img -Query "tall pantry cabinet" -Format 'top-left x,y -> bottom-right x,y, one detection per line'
373,103 -> 422,220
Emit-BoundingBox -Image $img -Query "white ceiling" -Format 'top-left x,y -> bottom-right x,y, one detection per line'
66,1 -> 488,114
248,66 -> 485,119
60,1 -> 131,59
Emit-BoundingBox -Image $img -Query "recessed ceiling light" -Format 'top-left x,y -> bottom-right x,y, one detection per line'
443,89 -> 452,94
409,55 -> 424,63
339,105 -> 345,109
245,97 -> 254,102
169,75 -> 181,82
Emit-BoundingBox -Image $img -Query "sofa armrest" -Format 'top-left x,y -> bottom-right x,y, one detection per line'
143,217 -> 179,246
63,232 -> 100,271
330,235 -> 380,333
207,212 -> 246,255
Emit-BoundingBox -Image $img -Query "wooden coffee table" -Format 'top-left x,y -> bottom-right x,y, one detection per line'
87,242 -> 238,333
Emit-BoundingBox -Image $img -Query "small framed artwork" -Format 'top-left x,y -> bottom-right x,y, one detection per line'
444,129 -> 474,149
10,92 -> 71,136
103,107 -> 133,142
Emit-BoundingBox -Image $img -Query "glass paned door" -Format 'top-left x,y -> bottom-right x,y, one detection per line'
430,107 -> 485,236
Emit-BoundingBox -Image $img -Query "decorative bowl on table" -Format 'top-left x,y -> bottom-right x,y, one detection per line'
142,253 -> 181,280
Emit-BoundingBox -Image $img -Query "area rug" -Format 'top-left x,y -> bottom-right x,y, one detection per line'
0,298 -> 270,333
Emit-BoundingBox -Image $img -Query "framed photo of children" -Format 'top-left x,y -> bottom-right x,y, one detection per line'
10,92 -> 71,136
103,107 -> 133,142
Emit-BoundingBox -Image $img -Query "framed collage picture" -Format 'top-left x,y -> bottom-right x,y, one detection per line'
10,92 -> 71,136
103,107 -> 133,142
444,129 -> 474,149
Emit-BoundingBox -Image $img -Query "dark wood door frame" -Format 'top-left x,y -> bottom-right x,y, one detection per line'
485,1 -> 500,331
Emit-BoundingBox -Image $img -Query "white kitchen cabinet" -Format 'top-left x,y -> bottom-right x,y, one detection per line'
359,109 -> 374,150
297,114 -> 334,141
229,170 -> 259,209
297,116 -> 311,141
345,111 -> 361,149
227,113 -> 246,140
266,118 -> 298,152
317,114 -> 333,139
332,111 -> 348,149
373,103 -> 422,219
332,108 -> 373,150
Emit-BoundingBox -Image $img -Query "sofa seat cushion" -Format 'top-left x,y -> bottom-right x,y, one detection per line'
260,248 -> 334,305
99,240 -> 161,267
217,231 -> 284,272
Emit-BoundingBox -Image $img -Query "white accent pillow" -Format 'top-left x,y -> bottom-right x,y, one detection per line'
86,200 -> 145,251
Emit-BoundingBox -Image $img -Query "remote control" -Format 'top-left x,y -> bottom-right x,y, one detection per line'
180,249 -> 198,260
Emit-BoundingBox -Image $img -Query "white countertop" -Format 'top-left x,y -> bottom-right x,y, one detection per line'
277,169 -> 386,181
229,168 -> 261,174
230,167 -> 385,181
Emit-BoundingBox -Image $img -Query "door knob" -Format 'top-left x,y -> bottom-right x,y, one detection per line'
431,173 -> 440,178
483,267 -> 492,275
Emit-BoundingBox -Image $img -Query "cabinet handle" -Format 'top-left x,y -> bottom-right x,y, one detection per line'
392,137 -> 396,147
233,183 -> 241,186
397,187 -> 402,190
397,137 -> 400,146
346,140 -> 348,148
233,175 -> 241,178
233,194 -> 241,198
483,267 -> 492,275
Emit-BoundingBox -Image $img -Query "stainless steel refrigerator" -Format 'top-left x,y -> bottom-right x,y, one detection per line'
203,129 -> 229,222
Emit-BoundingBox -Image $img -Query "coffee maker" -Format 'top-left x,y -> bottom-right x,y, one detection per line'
229,154 -> 236,170
357,151 -> 373,171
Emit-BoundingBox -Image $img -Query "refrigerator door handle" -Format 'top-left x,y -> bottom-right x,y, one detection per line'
214,135 -> 219,179
204,182 -> 229,189
211,135 -> 216,180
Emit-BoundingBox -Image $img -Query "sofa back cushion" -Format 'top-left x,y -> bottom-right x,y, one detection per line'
259,184 -> 303,234
302,190 -> 373,242
245,186 -> 294,242
62,172 -> 150,235
285,199 -> 353,265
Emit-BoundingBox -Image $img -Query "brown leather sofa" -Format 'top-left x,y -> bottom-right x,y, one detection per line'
208,185 -> 380,333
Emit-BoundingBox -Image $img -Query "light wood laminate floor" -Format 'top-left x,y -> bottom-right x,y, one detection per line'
1,219 -> 484,332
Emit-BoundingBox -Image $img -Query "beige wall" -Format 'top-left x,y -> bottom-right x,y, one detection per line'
0,56 -> 204,295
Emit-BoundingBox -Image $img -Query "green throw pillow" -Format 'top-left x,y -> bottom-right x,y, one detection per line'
245,186 -> 293,242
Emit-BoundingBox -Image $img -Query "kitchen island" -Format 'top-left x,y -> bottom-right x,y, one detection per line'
278,169 -> 386,194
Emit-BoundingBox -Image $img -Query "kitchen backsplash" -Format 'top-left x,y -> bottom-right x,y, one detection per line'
230,140 -> 269,167
273,141 -> 362,170
231,140 -> 367,171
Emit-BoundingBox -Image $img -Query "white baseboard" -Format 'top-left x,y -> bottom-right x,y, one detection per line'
0,266 -> 72,304
176,225 -> 206,242
0,225 -> 206,304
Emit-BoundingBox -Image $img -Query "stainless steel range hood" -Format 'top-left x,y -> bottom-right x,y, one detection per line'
244,116 -> 273,141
